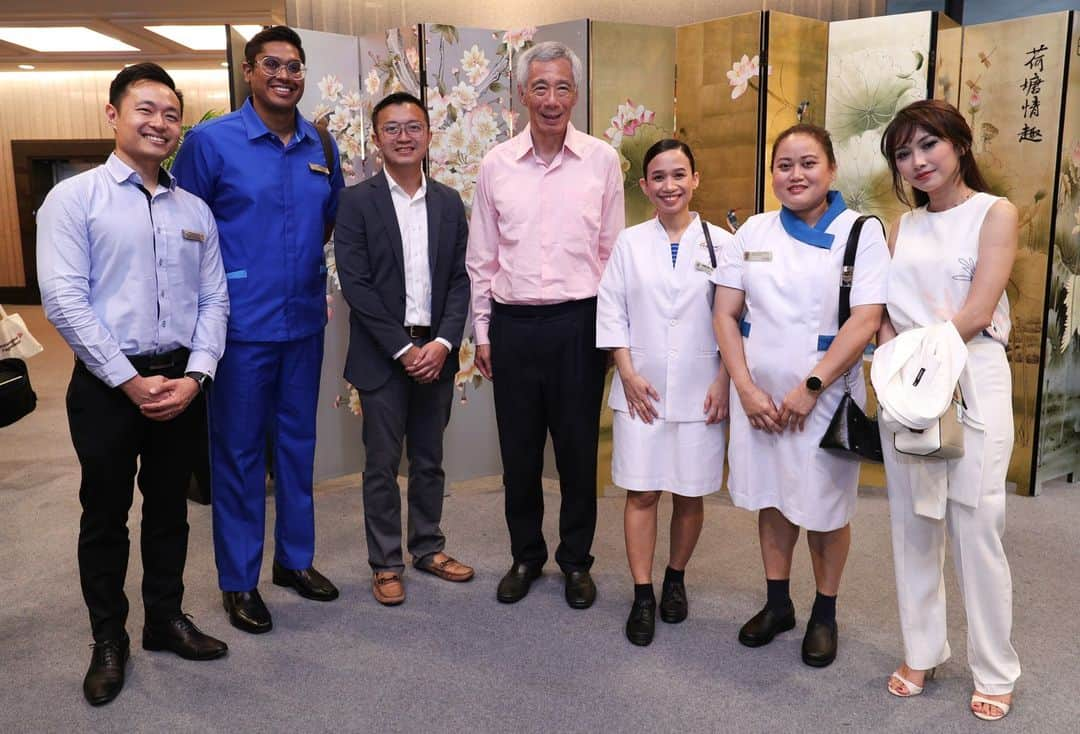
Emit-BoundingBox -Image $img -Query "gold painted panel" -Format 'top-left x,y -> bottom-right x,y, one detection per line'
961,12 -> 1070,494
676,13 -> 763,228
933,14 -> 963,108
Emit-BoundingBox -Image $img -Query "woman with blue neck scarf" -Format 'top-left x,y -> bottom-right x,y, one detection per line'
711,124 -> 888,667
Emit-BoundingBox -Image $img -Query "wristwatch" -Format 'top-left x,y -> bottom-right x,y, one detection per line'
805,375 -> 823,394
186,371 -> 211,393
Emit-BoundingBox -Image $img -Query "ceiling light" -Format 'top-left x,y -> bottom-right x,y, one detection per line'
232,26 -> 264,41
220,61 -> 230,67
0,27 -> 139,52
145,25 -> 229,51
18,64 -> 35,70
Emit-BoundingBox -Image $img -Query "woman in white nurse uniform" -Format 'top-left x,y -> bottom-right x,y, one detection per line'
879,99 -> 1020,722
596,139 -> 732,647
712,124 -> 888,667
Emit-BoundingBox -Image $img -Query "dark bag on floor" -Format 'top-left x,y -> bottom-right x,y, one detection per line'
0,357 -> 37,427
818,215 -> 883,464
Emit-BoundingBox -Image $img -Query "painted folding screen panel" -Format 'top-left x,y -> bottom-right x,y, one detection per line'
1036,11 -> 1080,490
509,21 -> 588,136
932,13 -> 963,109
357,26 -> 423,180
676,13 -> 762,228
960,12 -> 1070,495
590,21 -> 676,226
761,12 -> 828,213
825,12 -> 933,228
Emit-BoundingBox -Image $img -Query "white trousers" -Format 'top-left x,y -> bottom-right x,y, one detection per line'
884,343 -> 1020,694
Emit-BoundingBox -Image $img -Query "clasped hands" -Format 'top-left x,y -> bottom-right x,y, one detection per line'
399,341 -> 449,384
738,380 -> 818,433
622,373 -> 729,425
120,374 -> 199,421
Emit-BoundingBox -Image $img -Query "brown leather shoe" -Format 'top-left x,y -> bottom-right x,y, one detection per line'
416,553 -> 475,582
372,572 -> 405,605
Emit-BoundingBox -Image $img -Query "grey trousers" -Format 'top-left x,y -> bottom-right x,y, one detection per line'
359,367 -> 454,573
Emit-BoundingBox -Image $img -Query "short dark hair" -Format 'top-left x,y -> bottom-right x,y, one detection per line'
770,123 -> 836,170
371,92 -> 429,130
642,138 -> 696,177
245,25 -> 305,65
109,62 -> 183,112
881,99 -> 990,208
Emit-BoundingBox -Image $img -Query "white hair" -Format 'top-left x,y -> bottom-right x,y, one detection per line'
514,41 -> 583,90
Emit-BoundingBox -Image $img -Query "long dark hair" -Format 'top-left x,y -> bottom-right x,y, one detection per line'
881,99 -> 990,208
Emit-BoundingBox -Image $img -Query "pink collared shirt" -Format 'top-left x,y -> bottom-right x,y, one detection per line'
466,123 -> 625,344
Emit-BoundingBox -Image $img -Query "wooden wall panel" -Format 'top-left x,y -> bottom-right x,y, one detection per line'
0,69 -> 229,290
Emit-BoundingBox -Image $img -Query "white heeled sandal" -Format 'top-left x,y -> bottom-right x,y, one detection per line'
970,693 -> 1011,721
887,667 -> 936,697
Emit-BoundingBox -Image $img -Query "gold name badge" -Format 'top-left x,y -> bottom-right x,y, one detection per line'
309,162 -> 330,175
744,251 -> 772,262
181,229 -> 206,242
694,261 -> 714,274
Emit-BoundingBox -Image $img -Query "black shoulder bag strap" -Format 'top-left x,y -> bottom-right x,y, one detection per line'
700,219 -> 717,268
315,125 -> 337,244
837,214 -> 884,329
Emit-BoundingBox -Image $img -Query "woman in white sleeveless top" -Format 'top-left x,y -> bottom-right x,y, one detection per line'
878,99 -> 1020,722
597,139 -> 732,647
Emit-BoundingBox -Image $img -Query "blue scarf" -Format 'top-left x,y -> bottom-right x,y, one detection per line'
778,190 -> 847,249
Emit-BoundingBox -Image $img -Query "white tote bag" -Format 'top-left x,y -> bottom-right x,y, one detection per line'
0,305 -> 44,359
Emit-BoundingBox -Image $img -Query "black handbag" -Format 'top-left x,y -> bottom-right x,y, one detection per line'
818,215 -> 884,463
0,357 -> 37,428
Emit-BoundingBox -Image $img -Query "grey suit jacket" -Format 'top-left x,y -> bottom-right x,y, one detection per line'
334,171 -> 470,392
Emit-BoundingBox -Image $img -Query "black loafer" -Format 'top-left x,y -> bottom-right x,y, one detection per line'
272,562 -> 339,601
625,598 -> 656,646
83,635 -> 130,706
738,602 -> 796,647
659,580 -> 688,624
496,562 -> 543,604
564,570 -> 597,610
802,619 -> 838,667
223,589 -> 273,634
143,614 -> 228,660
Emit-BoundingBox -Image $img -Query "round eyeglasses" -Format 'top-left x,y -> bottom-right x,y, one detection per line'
256,56 -> 307,80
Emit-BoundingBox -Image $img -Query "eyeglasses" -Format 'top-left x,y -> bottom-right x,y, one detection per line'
379,122 -> 427,137
255,56 -> 307,80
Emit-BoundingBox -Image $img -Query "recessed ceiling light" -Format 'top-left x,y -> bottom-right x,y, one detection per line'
232,26 -> 264,41
145,25 -> 229,51
0,27 -> 139,52
220,61 -> 230,67
18,64 -> 35,70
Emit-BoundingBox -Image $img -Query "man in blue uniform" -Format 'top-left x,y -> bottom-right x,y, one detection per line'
172,25 -> 345,634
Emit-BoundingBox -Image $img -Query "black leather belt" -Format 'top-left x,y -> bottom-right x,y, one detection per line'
127,347 -> 190,371
406,325 -> 432,338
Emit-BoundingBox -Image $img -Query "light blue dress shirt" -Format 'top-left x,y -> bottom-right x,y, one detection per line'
171,98 -> 344,342
36,153 -> 229,388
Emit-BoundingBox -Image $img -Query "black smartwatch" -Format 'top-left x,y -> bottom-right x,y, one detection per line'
186,371 -> 211,393
805,375 -> 823,394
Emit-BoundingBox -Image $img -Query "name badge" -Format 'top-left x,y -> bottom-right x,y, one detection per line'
694,261 -> 714,275
309,162 -> 330,175
744,251 -> 772,262
181,229 -> 206,242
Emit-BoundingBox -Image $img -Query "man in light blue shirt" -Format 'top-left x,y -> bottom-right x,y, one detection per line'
36,63 -> 230,706
171,25 -> 344,634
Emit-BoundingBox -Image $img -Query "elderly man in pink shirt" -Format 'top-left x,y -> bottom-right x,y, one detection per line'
467,41 -> 625,610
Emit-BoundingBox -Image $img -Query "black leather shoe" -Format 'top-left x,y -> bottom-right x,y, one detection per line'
272,561 -> 340,601
564,570 -> 597,610
738,602 -> 796,647
222,590 -> 273,634
802,619 -> 839,667
143,615 -> 228,660
625,598 -> 656,646
496,562 -> 543,604
659,580 -> 688,624
83,635 -> 129,706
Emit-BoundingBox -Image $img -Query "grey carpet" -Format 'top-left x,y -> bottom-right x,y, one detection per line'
1,305 -> 1077,733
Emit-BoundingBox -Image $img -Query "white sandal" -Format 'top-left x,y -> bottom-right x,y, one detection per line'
971,694 -> 1011,721
887,667 -> 935,697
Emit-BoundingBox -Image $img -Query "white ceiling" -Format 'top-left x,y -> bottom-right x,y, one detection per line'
0,0 -> 283,70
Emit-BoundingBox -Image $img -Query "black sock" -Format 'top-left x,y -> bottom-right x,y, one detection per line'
810,592 -> 837,624
663,566 -> 685,587
766,578 -> 791,610
634,583 -> 656,603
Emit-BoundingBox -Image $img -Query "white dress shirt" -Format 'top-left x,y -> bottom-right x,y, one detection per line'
385,169 -> 451,358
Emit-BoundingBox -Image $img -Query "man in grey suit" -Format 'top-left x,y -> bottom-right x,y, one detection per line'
334,92 -> 473,605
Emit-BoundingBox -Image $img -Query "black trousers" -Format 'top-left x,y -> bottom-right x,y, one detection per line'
490,297 -> 607,572
359,351 -> 454,574
66,358 -> 202,642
